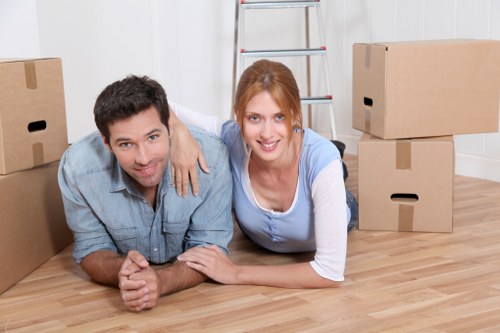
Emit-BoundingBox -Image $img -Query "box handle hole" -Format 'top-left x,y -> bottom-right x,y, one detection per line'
391,193 -> 419,203
28,120 -> 47,132
364,97 -> 373,107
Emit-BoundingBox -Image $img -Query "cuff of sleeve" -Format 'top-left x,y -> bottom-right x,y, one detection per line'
309,260 -> 344,282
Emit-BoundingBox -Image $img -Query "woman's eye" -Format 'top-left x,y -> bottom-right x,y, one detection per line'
248,115 -> 259,122
276,114 -> 285,121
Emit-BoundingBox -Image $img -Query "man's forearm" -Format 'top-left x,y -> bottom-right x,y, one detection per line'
156,260 -> 207,296
80,250 -> 124,286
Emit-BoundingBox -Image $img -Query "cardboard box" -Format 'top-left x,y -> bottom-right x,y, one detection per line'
0,58 -> 68,174
352,39 -> 500,139
0,161 -> 73,294
358,134 -> 454,232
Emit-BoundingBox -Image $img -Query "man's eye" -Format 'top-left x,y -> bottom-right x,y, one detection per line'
149,134 -> 159,141
119,142 -> 132,148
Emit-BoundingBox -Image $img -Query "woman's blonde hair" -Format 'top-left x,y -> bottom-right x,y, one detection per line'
233,60 -> 303,141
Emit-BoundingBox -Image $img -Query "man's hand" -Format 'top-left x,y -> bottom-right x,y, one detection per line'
118,250 -> 160,312
169,113 -> 209,197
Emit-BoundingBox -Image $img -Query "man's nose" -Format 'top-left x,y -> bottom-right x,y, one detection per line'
135,145 -> 150,165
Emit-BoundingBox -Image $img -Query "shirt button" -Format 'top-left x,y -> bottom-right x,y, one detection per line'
153,248 -> 158,252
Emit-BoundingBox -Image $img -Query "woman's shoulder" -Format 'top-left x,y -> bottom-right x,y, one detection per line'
221,120 -> 241,138
220,120 -> 246,154
302,128 -> 341,162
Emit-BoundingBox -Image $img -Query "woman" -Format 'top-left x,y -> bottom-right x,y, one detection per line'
173,59 -> 357,288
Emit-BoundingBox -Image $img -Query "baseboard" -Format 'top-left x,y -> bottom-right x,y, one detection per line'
317,130 -> 500,183
455,153 -> 500,182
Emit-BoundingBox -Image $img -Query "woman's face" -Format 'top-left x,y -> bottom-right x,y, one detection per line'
242,91 -> 291,163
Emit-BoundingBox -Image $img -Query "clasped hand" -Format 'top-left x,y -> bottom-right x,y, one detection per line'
118,250 -> 160,312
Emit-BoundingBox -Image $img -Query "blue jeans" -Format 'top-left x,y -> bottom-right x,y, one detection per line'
346,190 -> 359,232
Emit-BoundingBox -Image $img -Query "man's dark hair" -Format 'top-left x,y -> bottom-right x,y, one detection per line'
94,75 -> 170,143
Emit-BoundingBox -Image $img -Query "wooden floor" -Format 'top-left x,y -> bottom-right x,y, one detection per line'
1,155 -> 500,332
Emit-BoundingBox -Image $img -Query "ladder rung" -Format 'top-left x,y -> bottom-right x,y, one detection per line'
241,47 -> 326,57
301,96 -> 333,105
241,1 -> 320,9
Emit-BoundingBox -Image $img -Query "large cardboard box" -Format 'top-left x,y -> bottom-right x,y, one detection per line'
0,58 -> 68,174
0,161 -> 73,294
358,134 -> 454,232
352,39 -> 500,139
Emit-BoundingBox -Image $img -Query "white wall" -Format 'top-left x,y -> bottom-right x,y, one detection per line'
1,0 -> 500,182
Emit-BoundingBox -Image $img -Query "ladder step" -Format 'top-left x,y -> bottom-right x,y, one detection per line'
241,47 -> 326,57
301,96 -> 333,105
241,1 -> 320,10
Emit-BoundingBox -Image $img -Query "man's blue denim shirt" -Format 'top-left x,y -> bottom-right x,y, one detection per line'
58,128 -> 233,264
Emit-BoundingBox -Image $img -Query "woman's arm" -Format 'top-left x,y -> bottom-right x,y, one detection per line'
168,102 -> 229,197
169,102 -> 224,137
169,111 -> 208,197
177,245 -> 339,288
310,159 -> 348,281
177,159 -> 347,288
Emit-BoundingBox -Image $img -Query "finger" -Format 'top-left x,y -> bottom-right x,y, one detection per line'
119,262 -> 142,278
198,153 -> 209,174
120,254 -> 148,277
119,277 -> 147,291
170,165 -> 176,187
189,168 -> 200,196
184,261 -> 211,276
177,246 -> 206,261
122,290 -> 150,310
127,251 -> 149,269
181,169 -> 190,198
175,168 -> 183,196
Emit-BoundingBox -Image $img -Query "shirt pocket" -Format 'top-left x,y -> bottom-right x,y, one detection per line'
162,220 -> 189,256
107,226 -> 138,255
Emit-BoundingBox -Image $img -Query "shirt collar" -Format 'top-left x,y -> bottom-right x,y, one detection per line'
109,157 -> 173,195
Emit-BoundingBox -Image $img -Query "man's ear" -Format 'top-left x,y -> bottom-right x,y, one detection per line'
100,133 -> 113,152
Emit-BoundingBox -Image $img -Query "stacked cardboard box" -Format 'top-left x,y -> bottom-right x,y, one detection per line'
352,39 -> 500,232
0,58 -> 73,294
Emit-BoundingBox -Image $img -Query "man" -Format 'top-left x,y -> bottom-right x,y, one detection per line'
58,75 -> 233,312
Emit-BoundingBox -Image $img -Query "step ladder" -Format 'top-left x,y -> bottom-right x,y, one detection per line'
231,0 -> 338,140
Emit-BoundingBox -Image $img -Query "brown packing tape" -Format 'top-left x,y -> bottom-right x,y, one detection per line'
24,61 -> 37,89
364,44 -> 372,68
364,109 -> 371,133
396,140 -> 412,169
363,45 -> 372,132
398,204 -> 414,231
32,143 -> 44,167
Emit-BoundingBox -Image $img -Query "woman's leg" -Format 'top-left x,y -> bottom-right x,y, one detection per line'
346,191 -> 358,232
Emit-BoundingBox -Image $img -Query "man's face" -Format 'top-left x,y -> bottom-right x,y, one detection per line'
105,106 -> 169,195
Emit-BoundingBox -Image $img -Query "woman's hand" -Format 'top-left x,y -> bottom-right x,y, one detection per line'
169,112 -> 209,197
177,245 -> 239,285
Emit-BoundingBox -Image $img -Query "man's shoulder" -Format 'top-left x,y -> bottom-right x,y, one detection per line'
61,131 -> 114,176
189,127 -> 227,152
188,127 -> 229,172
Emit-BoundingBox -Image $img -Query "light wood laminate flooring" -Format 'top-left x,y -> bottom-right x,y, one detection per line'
1,155 -> 500,332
